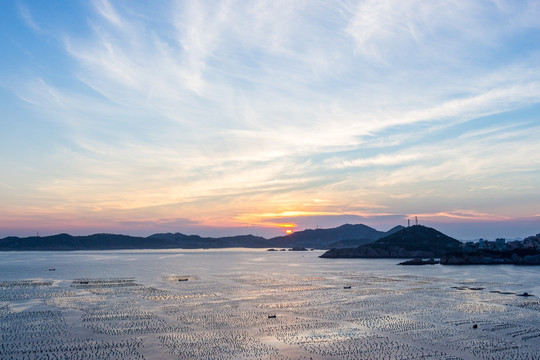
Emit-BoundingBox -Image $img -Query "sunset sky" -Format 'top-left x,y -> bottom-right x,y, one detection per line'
1,0 -> 540,240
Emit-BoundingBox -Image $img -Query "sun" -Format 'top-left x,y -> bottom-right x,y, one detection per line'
277,223 -> 296,235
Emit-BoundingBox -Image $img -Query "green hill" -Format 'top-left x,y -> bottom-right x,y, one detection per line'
320,225 -> 461,258
373,225 -> 461,252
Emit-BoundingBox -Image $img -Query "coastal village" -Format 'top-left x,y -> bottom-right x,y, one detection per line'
461,233 -> 540,252
439,232 -> 540,265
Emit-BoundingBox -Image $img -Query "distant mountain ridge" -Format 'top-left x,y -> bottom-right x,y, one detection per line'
320,225 -> 461,258
0,224 -> 403,251
268,224 -> 404,249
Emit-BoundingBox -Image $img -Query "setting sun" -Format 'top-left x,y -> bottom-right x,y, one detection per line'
277,223 -> 296,235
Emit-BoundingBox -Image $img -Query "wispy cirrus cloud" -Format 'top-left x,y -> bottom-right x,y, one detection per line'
17,4 -> 42,33
417,210 -> 511,222
2,0 -> 540,237
93,0 -> 123,27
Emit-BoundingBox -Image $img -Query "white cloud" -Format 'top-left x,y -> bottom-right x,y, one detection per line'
17,4 -> 42,33
93,0 -> 123,27
3,0 -> 540,234
337,153 -> 426,169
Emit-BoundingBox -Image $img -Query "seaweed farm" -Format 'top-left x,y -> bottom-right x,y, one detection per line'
1,250 -> 540,359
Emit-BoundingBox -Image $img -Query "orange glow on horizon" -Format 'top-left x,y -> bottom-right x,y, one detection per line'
277,223 -> 296,235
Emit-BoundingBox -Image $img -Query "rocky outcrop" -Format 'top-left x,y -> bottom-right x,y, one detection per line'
398,258 -> 439,265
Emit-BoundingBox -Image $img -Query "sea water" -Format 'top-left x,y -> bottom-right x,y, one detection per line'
1,249 -> 539,359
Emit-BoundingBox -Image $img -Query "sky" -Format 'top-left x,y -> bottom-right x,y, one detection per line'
1,0 -> 540,240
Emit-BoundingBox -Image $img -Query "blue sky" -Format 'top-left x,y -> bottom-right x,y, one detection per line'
1,0 -> 540,240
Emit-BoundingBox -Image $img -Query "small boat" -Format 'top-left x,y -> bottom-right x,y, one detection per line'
48,268 -> 56,271
268,315 -> 276,319
343,286 -> 351,289
178,278 -> 188,281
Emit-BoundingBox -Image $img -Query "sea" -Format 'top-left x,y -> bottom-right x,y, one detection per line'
1,249 -> 540,359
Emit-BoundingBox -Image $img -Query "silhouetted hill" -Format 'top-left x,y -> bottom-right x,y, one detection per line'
0,223 -> 400,251
323,225 -> 405,249
386,225 -> 407,235
375,225 -> 461,252
267,224 -> 403,249
146,233 -> 269,249
0,233 -> 175,250
320,225 -> 461,258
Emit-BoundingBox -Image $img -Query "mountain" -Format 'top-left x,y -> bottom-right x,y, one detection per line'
320,225 -> 461,258
0,223 -> 400,251
267,224 -> 404,249
146,233 -> 269,249
0,233 -> 173,251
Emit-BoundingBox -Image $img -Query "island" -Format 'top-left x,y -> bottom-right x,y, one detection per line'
398,258 -> 439,265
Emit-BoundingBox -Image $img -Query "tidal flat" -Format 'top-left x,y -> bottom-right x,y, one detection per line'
1,249 -> 540,359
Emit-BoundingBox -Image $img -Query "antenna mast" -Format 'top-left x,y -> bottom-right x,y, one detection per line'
415,216 -> 418,226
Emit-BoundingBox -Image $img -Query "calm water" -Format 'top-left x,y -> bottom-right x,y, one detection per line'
1,249 -> 539,293
1,249 -> 540,359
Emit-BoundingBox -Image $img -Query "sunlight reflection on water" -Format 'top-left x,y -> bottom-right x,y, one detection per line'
1,249 -> 540,359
